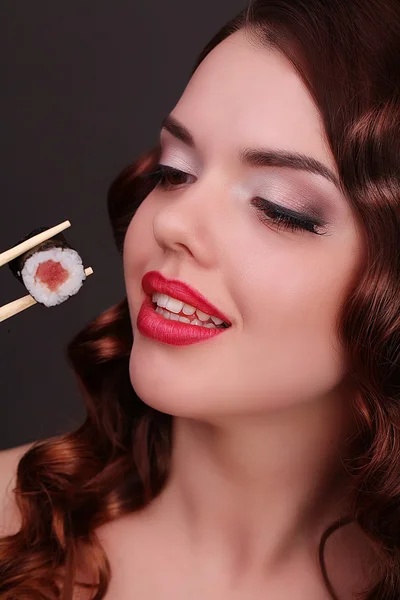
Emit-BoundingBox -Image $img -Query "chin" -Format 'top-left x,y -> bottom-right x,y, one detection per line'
128,347 -> 200,418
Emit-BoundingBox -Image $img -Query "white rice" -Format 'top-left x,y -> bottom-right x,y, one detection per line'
21,247 -> 86,307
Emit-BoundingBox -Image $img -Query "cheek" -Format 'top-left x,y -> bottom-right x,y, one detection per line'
235,250 -> 350,386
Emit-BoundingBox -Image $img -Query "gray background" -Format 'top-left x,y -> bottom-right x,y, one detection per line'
0,0 -> 246,450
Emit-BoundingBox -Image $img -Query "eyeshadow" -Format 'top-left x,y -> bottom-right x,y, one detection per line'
234,169 -> 345,228
159,135 -> 348,227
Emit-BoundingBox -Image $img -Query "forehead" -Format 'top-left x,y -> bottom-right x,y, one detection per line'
171,29 -> 334,172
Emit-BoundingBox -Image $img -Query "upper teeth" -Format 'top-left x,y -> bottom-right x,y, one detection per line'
151,292 -> 225,326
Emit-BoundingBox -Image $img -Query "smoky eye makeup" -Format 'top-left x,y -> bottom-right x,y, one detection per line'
156,140 -> 338,231
147,163 -> 334,237
158,133 -> 198,168
157,147 -> 197,175
233,173 -> 336,227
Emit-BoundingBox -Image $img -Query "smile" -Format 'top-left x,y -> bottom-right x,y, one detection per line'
152,292 -> 229,328
137,296 -> 231,346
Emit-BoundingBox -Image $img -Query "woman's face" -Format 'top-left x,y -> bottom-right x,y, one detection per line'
123,28 -> 363,419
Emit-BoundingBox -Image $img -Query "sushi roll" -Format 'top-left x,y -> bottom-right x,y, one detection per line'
8,226 -> 87,307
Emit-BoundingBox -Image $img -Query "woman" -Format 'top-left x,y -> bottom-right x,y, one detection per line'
1,0 -> 399,598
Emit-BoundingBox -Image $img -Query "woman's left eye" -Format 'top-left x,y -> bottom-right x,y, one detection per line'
250,197 -> 326,235
146,164 -> 326,236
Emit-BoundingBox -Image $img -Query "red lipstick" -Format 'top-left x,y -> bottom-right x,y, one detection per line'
137,270 -> 232,346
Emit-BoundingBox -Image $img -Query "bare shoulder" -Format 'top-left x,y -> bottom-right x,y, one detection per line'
0,441 -> 36,537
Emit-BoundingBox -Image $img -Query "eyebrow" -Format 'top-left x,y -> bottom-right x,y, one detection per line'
161,114 -> 341,190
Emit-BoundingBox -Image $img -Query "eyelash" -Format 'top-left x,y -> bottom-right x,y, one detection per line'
146,164 -> 326,236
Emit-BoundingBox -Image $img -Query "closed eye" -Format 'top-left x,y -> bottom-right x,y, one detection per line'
250,197 -> 327,235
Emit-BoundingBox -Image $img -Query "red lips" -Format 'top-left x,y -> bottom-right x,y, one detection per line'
141,270 -> 231,325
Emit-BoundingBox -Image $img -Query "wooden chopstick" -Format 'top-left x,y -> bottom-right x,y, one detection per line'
0,266 -> 93,323
0,220 -> 71,268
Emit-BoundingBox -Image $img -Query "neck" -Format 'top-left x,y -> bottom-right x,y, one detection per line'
148,387 -> 358,580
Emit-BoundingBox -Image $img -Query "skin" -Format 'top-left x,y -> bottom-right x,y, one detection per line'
97,28 -> 375,599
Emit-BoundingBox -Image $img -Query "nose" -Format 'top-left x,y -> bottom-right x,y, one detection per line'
152,172 -> 225,266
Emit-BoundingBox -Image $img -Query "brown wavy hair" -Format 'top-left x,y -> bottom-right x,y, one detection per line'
1,0 -> 400,597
